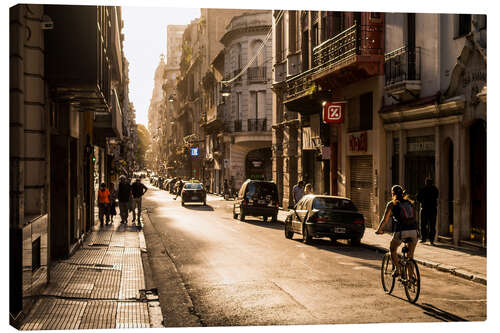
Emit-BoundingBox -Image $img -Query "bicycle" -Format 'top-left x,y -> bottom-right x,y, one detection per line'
380,238 -> 421,303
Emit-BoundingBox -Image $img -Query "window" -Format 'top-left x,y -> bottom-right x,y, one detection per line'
348,92 -> 373,132
289,11 -> 299,53
302,30 -> 309,71
312,23 -> 319,49
359,92 -> 373,131
457,14 -> 471,37
276,15 -> 285,61
312,197 -> 357,211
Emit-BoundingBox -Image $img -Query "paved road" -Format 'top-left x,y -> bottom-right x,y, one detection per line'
142,184 -> 486,327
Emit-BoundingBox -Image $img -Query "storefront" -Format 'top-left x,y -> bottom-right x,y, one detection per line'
347,131 -> 374,227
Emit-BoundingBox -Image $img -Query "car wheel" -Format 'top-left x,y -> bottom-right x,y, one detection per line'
284,219 -> 293,239
271,214 -> 278,223
239,210 -> 245,221
263,216 -> 268,222
302,225 -> 312,244
203,201 -> 206,206
181,201 -> 185,207
233,207 -> 238,219
350,236 -> 362,246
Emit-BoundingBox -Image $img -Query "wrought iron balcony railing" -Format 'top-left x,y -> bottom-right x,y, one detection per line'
247,67 -> 267,82
384,46 -> 421,86
312,24 -> 384,73
247,118 -> 267,132
285,68 -> 316,101
234,119 -> 243,132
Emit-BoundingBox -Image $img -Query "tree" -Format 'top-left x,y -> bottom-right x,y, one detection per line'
136,124 -> 151,169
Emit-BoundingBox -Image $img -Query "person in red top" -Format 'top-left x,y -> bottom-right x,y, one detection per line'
97,182 -> 111,225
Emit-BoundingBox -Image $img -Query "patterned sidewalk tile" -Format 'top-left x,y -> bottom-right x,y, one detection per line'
79,300 -> 117,329
20,215 -> 154,330
116,302 -> 150,328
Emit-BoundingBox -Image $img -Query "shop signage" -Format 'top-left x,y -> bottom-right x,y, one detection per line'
190,148 -> 199,156
322,102 -> 346,124
349,132 -> 368,152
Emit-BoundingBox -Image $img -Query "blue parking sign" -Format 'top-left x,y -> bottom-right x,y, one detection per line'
190,148 -> 199,156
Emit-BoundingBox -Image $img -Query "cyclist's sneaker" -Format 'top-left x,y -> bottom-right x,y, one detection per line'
391,267 -> 400,278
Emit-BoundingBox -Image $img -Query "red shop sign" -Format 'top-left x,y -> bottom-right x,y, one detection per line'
322,102 -> 346,124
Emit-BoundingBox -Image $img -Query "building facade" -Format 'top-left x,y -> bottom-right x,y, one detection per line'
218,11 -> 273,190
272,10 -> 486,244
9,4 -> 134,324
382,13 -> 487,246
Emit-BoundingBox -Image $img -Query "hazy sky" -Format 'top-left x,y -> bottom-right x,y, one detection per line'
122,6 -> 200,127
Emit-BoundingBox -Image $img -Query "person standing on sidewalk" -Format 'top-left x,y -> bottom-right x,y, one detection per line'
376,185 -> 419,277
97,183 -> 111,225
109,182 -> 118,223
292,180 -> 305,206
304,183 -> 314,195
131,177 -> 148,224
118,175 -> 132,224
417,177 -> 439,245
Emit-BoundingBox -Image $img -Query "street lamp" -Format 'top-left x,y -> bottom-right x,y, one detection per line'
220,84 -> 231,97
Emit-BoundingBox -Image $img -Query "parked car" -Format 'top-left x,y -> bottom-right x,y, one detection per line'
233,180 -> 279,222
284,195 -> 365,246
181,182 -> 207,206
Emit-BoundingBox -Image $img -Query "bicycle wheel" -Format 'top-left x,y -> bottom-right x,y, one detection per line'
381,252 -> 395,294
404,259 -> 421,303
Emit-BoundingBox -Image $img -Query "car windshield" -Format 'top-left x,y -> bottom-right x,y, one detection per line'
312,197 -> 357,211
245,182 -> 278,200
184,183 -> 203,190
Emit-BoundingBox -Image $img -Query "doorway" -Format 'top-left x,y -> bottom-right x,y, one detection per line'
469,120 -> 486,244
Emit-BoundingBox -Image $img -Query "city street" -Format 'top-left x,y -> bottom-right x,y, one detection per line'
141,183 -> 486,326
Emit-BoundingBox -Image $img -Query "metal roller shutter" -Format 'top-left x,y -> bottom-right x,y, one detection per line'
350,156 -> 373,227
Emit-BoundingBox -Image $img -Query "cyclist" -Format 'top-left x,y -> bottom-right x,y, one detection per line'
376,185 -> 418,277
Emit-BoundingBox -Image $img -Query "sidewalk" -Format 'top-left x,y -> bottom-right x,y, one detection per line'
276,209 -> 486,285
19,211 -> 163,330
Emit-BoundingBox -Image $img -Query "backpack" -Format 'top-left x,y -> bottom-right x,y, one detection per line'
396,200 -> 416,227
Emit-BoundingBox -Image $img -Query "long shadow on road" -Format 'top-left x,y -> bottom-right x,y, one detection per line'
181,204 -> 215,211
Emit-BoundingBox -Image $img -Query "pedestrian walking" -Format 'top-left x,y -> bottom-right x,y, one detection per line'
109,182 -> 118,223
292,180 -> 305,206
174,179 -> 184,200
97,183 -> 110,226
118,175 -> 132,224
131,177 -> 148,223
416,177 -> 439,245
304,183 -> 314,195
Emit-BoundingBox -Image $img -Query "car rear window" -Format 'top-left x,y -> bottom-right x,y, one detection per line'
184,183 -> 203,190
245,182 -> 278,200
312,197 -> 357,211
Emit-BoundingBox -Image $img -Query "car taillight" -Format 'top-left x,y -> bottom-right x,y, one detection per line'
310,216 -> 326,222
242,200 -> 247,207
182,190 -> 186,195
275,201 -> 279,207
353,219 -> 364,225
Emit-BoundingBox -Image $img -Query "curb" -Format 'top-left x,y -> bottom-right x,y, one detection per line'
277,215 -> 486,286
361,243 -> 486,285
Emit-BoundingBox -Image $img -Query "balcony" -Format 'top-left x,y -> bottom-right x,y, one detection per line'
384,46 -> 422,101
247,118 -> 267,131
311,23 -> 384,88
93,88 -> 123,146
204,105 -> 224,132
284,69 -> 327,114
45,5 -> 116,112
247,67 -> 267,83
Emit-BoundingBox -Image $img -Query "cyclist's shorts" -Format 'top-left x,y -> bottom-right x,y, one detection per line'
391,229 -> 418,245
